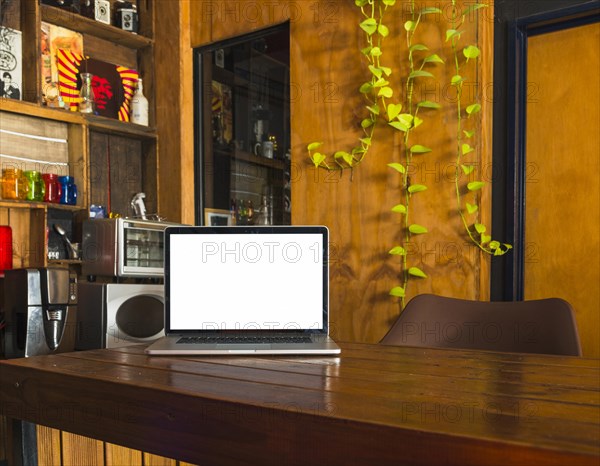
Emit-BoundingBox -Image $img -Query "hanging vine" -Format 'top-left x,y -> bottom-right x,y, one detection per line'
447,1 -> 512,255
308,0 -> 397,172
387,1 -> 443,306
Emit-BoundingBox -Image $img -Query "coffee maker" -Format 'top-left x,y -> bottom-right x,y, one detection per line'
3,267 -> 77,358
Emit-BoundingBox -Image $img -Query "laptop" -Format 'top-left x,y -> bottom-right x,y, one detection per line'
145,225 -> 341,355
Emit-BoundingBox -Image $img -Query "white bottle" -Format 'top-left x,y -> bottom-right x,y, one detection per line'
131,78 -> 149,126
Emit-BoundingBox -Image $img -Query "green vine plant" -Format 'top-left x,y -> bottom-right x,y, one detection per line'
387,1 -> 444,305
447,1 -> 512,256
307,0 -> 397,172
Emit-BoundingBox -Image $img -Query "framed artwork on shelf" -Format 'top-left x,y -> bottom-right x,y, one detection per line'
204,208 -> 234,226
56,50 -> 138,121
0,26 -> 22,100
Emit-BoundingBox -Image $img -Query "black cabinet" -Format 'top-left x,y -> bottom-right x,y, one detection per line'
194,23 -> 291,226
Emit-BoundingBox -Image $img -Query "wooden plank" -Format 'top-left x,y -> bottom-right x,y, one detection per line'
36,426 -> 61,466
143,452 -> 177,465
89,131 -> 110,210
105,443 -> 143,465
108,135 -> 142,218
82,34 -> 138,70
61,431 -> 104,466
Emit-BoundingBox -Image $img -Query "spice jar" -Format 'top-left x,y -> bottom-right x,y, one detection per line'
58,176 -> 77,205
1,168 -> 28,200
23,170 -> 46,202
42,173 -> 62,203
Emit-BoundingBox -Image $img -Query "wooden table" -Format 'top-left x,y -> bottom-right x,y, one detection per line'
1,342 -> 599,466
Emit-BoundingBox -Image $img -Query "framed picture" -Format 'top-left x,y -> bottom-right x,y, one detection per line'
0,26 -> 22,100
204,208 -> 233,226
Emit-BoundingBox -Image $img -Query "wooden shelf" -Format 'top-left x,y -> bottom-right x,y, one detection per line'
41,5 -> 153,49
0,200 -> 84,211
0,98 -> 83,124
86,114 -> 157,139
215,148 -> 285,170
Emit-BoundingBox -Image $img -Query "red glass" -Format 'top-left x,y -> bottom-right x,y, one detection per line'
0,225 -> 13,276
42,173 -> 62,203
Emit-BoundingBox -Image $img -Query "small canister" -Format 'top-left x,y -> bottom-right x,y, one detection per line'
42,173 -> 62,203
23,170 -> 46,202
59,176 -> 77,205
1,168 -> 28,200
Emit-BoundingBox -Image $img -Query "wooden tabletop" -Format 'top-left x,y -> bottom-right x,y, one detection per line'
1,342 -> 599,466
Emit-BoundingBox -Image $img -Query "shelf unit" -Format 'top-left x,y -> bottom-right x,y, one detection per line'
0,0 -> 157,269
197,23 -> 291,225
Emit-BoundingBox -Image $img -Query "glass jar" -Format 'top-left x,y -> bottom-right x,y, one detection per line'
58,176 -> 77,205
42,173 -> 62,203
79,72 -> 95,114
23,170 -> 45,202
0,225 -> 12,276
1,168 -> 28,200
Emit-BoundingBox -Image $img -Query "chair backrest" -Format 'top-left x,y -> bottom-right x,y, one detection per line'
380,294 -> 582,356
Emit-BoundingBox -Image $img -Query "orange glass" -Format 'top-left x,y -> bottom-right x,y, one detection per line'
1,168 -> 28,200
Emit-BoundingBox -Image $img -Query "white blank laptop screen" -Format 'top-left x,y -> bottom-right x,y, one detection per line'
169,233 -> 325,331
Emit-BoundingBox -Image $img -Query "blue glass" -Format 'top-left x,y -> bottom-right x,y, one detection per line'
58,176 -> 77,205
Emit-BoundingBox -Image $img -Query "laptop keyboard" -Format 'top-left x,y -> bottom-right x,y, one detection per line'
176,335 -> 312,345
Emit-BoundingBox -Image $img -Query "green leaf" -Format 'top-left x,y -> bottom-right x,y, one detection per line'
489,240 -> 500,250
368,65 -> 382,79
463,45 -> 481,60
451,74 -> 464,85
409,224 -> 428,234
382,0 -> 396,5
463,129 -> 475,138
467,181 -> 485,191
342,152 -> 354,166
466,202 -> 478,214
404,20 -> 416,32
359,82 -> 373,94
410,44 -> 429,52
461,164 -> 475,175
334,151 -> 348,159
389,286 -> 405,298
388,162 -> 406,174
462,143 -> 474,155
366,104 -> 380,115
408,267 -> 428,278
410,145 -> 432,154
387,103 -> 402,121
409,70 -> 434,79
380,66 -> 392,76
352,146 -> 366,155
389,121 -> 409,132
370,46 -> 382,57
361,46 -> 372,56
360,18 -> 378,35
408,184 -> 428,194
391,204 -> 407,214
378,23 -> 389,37
463,3 -> 488,17
378,87 -> 393,98
466,103 -> 482,115
398,114 -> 414,128
481,234 -> 492,244
446,29 -> 462,42
307,142 -> 323,151
373,77 -> 389,88
311,152 -> 326,167
359,137 -> 372,146
361,118 -> 374,129
420,7 -> 443,15
474,223 -> 487,234
413,116 -> 424,128
389,246 -> 406,255
355,0 -> 369,6
423,54 -> 444,64
417,100 -> 441,109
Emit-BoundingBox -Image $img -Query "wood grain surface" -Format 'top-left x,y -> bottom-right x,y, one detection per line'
188,0 -> 496,343
1,343 -> 598,466
525,22 -> 600,357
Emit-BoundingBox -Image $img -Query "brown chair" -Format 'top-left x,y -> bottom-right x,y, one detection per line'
380,294 -> 582,356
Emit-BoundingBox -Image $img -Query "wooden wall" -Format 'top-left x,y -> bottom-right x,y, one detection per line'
187,0 -> 495,343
